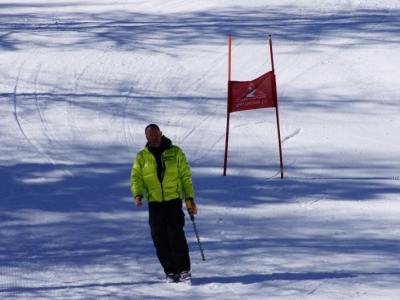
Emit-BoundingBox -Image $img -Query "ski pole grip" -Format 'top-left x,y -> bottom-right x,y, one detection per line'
185,199 -> 197,214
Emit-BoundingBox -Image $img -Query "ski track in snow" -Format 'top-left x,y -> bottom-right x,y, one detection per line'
122,54 -> 153,157
13,51 -> 119,202
10,53 -> 112,286
2,1 -> 400,299
13,54 -> 57,167
282,128 -> 301,144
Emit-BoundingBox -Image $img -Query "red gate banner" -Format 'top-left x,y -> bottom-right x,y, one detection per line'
228,71 -> 276,113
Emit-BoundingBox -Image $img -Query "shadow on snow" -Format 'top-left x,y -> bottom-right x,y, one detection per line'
0,4 -> 400,51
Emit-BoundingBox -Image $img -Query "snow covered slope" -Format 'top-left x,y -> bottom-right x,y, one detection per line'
1,0 -> 400,299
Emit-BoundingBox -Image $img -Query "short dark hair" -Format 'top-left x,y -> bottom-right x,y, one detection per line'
145,124 -> 160,134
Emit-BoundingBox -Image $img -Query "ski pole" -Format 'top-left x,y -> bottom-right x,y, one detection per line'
189,213 -> 206,261
185,200 -> 205,261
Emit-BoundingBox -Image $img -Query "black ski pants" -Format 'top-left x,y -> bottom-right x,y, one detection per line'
148,199 -> 190,275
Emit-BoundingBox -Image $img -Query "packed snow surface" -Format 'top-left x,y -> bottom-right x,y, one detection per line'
1,0 -> 400,299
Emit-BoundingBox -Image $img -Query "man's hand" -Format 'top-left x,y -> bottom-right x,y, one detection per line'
185,199 -> 197,215
135,196 -> 143,207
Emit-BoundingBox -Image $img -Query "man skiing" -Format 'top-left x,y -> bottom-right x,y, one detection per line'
130,124 -> 197,282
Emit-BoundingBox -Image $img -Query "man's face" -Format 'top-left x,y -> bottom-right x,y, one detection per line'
145,127 -> 162,148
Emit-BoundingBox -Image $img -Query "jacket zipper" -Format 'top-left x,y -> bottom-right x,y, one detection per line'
160,153 -> 165,200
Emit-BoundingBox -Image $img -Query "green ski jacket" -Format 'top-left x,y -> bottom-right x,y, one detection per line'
130,138 -> 194,203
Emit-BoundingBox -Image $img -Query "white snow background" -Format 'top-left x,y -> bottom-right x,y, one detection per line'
1,0 -> 400,299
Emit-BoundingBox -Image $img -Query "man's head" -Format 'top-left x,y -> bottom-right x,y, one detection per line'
145,124 -> 162,148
